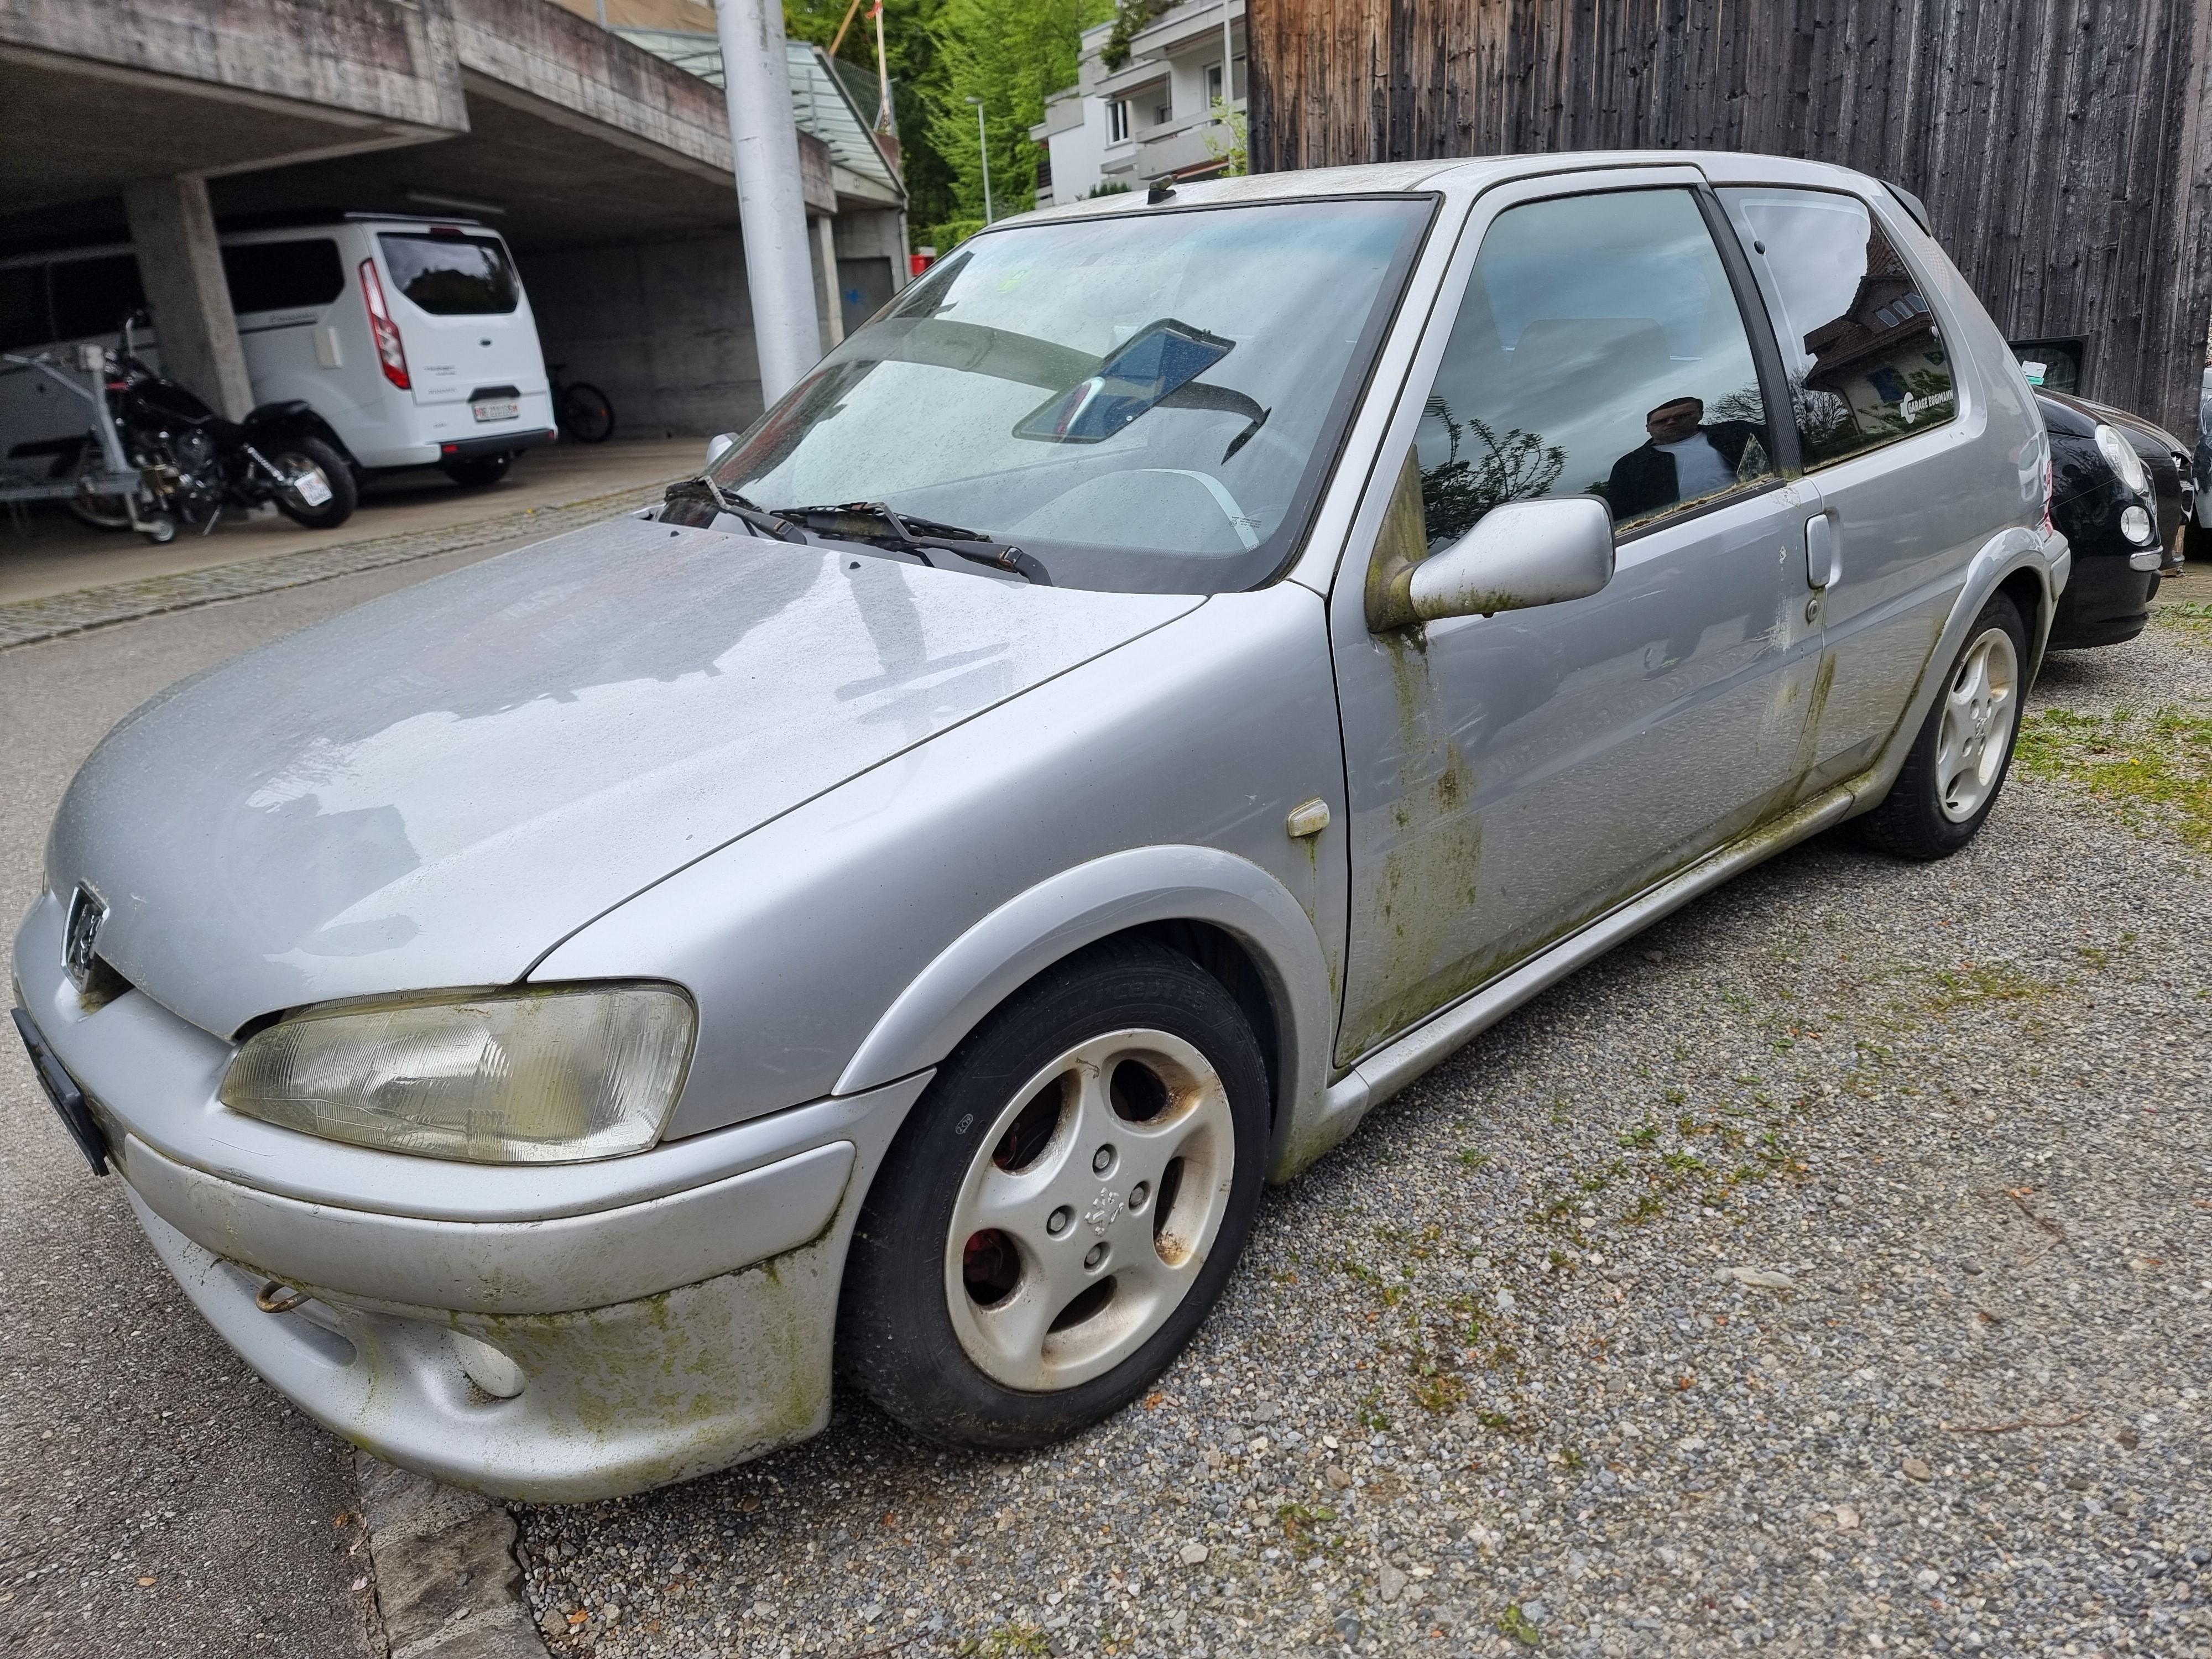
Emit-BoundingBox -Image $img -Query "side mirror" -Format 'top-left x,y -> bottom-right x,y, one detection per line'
1407,496 -> 1614,623
705,431 -> 739,470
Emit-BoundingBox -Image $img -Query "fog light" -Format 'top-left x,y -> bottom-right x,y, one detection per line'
2120,504 -> 2154,545
450,1331 -> 526,1399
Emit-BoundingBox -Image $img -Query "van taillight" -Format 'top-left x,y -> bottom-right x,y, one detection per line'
358,258 -> 410,390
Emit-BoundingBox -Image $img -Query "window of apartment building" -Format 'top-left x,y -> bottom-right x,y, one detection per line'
1108,100 -> 1130,143
1206,56 -> 1245,103
1154,94 -> 1173,125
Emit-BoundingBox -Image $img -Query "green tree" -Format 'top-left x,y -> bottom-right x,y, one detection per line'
784,0 -> 960,238
925,0 -> 1109,222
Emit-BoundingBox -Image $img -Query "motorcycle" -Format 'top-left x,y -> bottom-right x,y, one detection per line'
70,312 -> 358,540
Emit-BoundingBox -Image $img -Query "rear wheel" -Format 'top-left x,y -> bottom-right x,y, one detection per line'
558,382 -> 615,444
1856,593 -> 2026,860
440,452 -> 512,489
268,436 -> 357,530
839,939 -> 1269,1449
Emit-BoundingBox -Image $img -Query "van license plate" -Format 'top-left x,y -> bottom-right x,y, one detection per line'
472,400 -> 519,423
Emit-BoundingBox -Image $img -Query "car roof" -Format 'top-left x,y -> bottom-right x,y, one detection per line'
1014,149 -> 1894,228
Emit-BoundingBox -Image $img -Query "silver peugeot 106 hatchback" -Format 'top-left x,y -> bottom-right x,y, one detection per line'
12,153 -> 2065,1500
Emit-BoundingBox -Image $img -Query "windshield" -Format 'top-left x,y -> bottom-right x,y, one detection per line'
709,198 -> 1433,593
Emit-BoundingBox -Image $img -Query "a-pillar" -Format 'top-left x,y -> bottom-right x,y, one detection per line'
121,175 -> 253,420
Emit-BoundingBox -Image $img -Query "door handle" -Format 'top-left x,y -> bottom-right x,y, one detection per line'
1804,512 -> 1839,589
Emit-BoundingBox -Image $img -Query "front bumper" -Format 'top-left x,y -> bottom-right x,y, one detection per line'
2049,550 -> 2157,649
13,894 -> 927,1500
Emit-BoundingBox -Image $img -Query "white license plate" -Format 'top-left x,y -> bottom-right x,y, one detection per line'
290,471 -> 333,507
472,400 -> 519,423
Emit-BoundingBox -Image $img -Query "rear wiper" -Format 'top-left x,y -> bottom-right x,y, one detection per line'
662,475 -> 807,541
774,501 -> 1052,585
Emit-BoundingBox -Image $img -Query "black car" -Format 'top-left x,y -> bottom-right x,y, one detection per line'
2038,388 -> 2193,649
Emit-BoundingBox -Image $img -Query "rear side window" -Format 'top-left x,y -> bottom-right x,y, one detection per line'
1719,188 -> 1955,466
377,232 -> 520,315
1417,187 -> 1777,542
222,238 -> 345,313
0,264 -> 48,350
49,253 -> 146,341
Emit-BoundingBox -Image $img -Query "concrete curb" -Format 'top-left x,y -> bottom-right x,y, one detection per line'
355,1453 -> 550,1659
0,480 -> 671,651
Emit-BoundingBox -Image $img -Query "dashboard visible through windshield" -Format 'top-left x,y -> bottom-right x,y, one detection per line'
708,197 -> 1434,594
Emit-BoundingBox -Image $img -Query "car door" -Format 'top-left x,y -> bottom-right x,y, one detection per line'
1328,172 -> 1827,1066
1712,184 -> 1987,787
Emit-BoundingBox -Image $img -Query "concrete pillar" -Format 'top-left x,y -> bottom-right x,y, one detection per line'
121,175 -> 253,420
812,213 -> 845,352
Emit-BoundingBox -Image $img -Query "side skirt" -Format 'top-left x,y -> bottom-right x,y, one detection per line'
1284,777 -> 1863,1176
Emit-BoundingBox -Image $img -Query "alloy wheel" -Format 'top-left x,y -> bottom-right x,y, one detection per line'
943,1029 -> 1235,1392
1934,624 -> 2020,822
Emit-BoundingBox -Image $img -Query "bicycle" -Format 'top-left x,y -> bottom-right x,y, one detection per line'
549,364 -> 615,444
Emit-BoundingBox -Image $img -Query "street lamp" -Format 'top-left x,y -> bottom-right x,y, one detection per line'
966,95 -> 994,224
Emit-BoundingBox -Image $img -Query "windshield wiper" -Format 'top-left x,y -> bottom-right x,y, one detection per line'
662,475 -> 808,541
774,501 -> 1052,585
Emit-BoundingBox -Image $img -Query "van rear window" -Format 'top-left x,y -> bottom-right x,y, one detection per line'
377,233 -> 520,315
223,239 -> 344,313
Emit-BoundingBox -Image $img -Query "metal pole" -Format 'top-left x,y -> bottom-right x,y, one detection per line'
969,96 -> 994,223
716,0 -> 823,402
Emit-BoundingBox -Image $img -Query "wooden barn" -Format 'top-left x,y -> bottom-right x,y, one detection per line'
1246,0 -> 2212,436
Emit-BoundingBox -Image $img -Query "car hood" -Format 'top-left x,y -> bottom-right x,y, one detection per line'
45,517 -> 1199,1039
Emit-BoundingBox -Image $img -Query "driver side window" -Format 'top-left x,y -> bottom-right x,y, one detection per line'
1416,188 -> 1777,550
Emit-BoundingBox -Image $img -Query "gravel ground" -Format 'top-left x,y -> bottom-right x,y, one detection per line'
517,583 -> 2212,1659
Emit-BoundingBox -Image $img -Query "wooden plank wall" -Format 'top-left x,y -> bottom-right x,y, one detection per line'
1248,0 -> 2212,435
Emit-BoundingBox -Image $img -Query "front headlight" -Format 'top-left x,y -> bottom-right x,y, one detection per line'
220,984 -> 694,1164
2094,423 -> 2151,497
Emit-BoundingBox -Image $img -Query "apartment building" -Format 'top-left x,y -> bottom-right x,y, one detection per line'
1031,0 -> 1245,206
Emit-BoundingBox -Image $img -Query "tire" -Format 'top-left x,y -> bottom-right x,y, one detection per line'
440,452 -> 512,489
267,436 -> 357,530
1856,592 -> 2027,861
558,383 -> 615,444
839,938 -> 1270,1450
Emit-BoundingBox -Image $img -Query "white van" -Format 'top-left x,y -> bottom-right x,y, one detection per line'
0,214 -> 556,489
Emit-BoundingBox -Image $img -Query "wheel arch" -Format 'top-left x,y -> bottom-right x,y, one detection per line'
1848,525 -> 2065,816
832,846 -> 1335,1177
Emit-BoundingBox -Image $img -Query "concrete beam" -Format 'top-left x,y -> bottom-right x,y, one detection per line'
121,174 -> 253,420
0,0 -> 467,135
452,0 -> 837,215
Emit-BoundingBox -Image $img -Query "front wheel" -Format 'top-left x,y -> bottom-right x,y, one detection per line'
268,436 -> 357,530
839,939 -> 1269,1449
1856,592 -> 2026,860
557,382 -> 615,444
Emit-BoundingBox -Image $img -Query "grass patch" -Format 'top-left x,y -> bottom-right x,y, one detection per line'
2153,599 -> 2212,649
1496,1603 -> 1543,1645
2015,703 -> 2212,847
1275,1501 -> 1338,1557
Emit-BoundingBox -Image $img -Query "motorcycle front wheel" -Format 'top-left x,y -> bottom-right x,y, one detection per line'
268,437 -> 358,530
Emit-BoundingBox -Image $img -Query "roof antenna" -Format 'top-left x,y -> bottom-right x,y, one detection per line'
1147,182 -> 1176,205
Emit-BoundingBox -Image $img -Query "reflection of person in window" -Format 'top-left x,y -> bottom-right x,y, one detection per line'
1604,397 -> 1767,521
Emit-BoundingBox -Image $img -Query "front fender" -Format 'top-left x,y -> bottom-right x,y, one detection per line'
833,844 -> 1335,1181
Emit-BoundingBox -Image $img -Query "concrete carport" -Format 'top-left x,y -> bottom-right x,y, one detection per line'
0,0 -> 905,441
